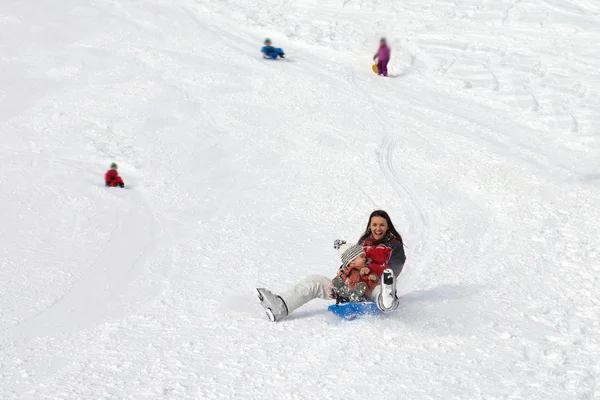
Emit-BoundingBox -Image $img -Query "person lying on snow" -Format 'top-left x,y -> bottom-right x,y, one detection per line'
105,162 -> 125,188
257,210 -> 406,322
261,38 -> 285,59
373,37 -> 391,77
331,240 -> 380,303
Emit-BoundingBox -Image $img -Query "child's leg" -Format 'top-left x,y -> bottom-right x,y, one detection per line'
368,285 -> 380,303
377,60 -> 384,75
382,60 -> 389,76
280,275 -> 332,314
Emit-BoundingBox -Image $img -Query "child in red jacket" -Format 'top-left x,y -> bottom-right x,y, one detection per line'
105,163 -> 125,188
331,240 -> 379,302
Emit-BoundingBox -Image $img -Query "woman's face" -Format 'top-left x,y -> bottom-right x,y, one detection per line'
369,216 -> 388,240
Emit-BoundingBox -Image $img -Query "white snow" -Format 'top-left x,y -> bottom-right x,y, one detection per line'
1,0 -> 599,398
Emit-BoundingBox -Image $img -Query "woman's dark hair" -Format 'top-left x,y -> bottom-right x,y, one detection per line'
358,210 -> 404,245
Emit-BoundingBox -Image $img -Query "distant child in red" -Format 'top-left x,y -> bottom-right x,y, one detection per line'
105,163 -> 125,188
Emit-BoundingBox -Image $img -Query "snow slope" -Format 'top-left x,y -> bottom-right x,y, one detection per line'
1,0 -> 599,398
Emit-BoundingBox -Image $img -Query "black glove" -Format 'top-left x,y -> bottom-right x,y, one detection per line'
333,239 -> 346,250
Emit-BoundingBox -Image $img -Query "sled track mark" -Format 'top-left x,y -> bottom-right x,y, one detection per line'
348,67 -> 430,270
379,135 -> 427,237
0,153 -> 161,340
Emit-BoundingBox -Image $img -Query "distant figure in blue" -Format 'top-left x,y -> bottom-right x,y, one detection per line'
261,38 -> 285,59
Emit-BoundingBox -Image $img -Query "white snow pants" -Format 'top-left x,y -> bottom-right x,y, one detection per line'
279,274 -> 384,314
280,275 -> 332,314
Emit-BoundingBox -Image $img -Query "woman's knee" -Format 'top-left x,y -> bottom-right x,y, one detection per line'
297,275 -> 332,297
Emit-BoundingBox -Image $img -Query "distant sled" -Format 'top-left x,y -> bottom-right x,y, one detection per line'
96,183 -> 134,190
262,55 -> 289,61
328,301 -> 381,320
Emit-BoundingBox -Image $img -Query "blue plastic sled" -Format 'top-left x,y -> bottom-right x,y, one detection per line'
328,302 -> 381,320
263,54 -> 285,60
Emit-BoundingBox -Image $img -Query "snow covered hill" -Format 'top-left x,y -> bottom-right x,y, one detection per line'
1,0 -> 599,398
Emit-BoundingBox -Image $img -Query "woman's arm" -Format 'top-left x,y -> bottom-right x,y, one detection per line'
367,241 -> 405,276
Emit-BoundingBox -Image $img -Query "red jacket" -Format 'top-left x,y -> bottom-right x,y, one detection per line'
105,169 -> 124,186
362,234 -> 405,277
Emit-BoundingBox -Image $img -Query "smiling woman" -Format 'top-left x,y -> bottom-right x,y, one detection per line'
256,210 -> 407,322
358,210 -> 406,276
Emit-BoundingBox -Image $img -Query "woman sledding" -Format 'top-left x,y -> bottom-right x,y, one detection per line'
257,210 -> 406,321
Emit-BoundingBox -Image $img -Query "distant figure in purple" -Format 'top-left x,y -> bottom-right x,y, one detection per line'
373,37 -> 391,77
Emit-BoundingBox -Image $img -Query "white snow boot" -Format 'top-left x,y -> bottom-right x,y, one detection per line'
376,269 -> 399,312
256,288 -> 289,322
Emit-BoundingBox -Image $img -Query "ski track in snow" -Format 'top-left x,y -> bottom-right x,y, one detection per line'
347,65 -> 432,294
1,0 -> 600,398
0,156 -> 156,339
0,149 -> 172,392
